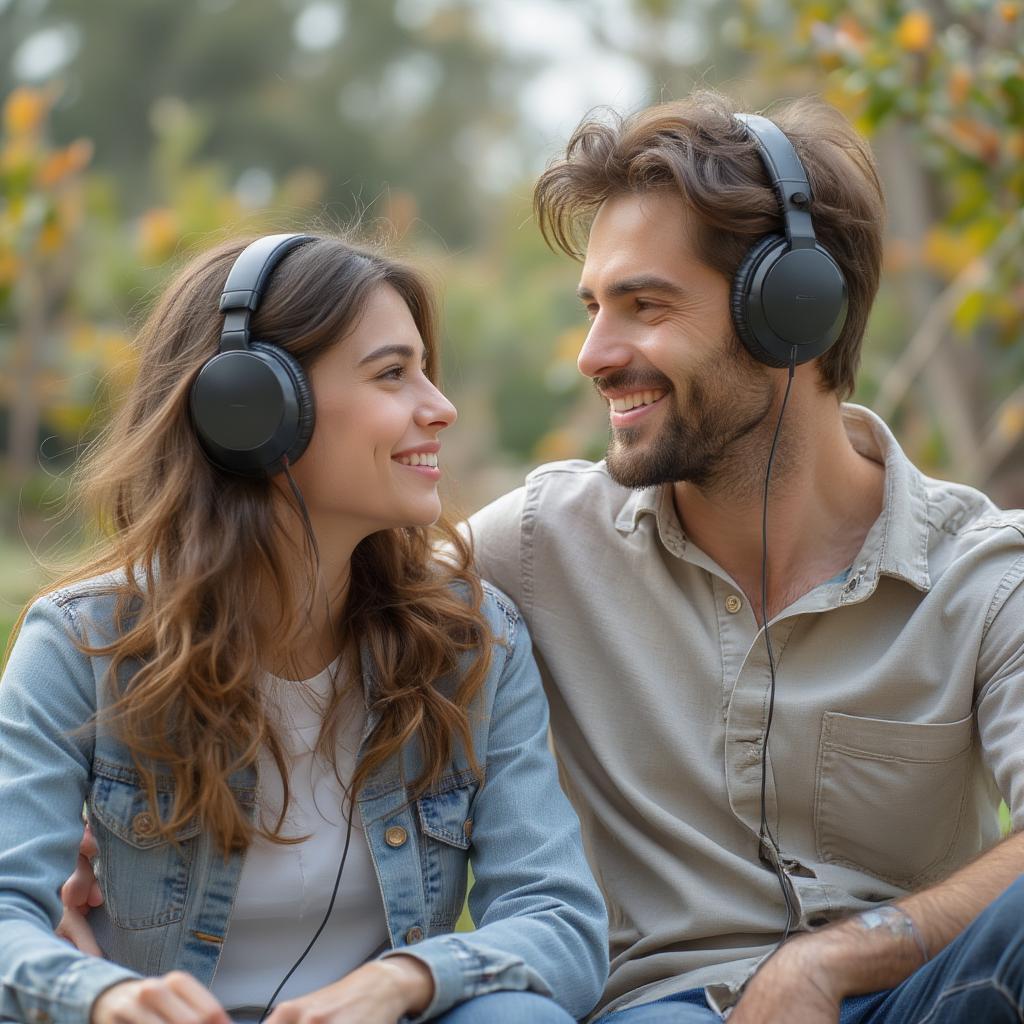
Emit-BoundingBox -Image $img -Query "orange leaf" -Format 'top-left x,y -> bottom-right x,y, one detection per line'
948,117 -> 1002,163
137,208 -> 180,263
948,65 -> 972,106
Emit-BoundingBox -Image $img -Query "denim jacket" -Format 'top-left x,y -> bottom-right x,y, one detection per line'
0,575 -> 608,1024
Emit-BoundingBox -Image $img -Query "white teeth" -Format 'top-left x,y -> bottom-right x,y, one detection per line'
395,453 -> 439,468
610,390 -> 665,413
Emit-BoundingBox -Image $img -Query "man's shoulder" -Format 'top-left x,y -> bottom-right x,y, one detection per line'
920,472 -> 1024,546
524,458 -> 638,515
471,459 -> 635,533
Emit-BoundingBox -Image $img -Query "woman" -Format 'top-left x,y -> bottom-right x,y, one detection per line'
0,234 -> 607,1024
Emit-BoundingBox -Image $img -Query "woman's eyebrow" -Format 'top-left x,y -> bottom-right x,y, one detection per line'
357,344 -> 423,366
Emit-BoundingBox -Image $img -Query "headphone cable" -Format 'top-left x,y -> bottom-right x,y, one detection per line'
256,459 -> 356,1021
257,812 -> 356,1022
757,345 -> 799,946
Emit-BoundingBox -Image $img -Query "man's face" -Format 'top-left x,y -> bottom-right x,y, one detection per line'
577,190 -> 775,489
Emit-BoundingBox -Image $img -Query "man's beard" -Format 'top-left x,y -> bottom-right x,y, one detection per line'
602,341 -> 775,491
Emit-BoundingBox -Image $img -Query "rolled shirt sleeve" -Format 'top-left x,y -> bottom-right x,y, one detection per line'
975,553 -> 1024,833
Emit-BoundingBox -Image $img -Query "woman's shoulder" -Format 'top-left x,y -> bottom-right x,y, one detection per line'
441,574 -> 522,641
31,568 -> 143,643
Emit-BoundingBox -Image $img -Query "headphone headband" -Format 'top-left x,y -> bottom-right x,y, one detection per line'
734,114 -> 816,251
218,233 -> 315,351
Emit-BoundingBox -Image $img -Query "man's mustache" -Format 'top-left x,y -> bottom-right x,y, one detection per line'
591,373 -> 674,395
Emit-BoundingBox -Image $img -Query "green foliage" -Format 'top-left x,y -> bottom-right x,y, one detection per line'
727,0 -> 1024,490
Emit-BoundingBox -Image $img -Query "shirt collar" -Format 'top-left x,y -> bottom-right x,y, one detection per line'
612,403 -> 932,593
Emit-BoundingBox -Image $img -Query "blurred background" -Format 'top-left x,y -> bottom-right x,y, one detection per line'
2,0 -> 1023,645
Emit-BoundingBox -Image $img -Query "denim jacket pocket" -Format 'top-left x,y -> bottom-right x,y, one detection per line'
88,758 -> 201,930
417,778 -> 477,929
814,712 -> 974,889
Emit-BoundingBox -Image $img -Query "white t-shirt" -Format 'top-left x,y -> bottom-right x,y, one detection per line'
211,660 -> 389,1017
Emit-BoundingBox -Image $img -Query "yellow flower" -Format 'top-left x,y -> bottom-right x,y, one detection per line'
3,87 -> 49,138
37,221 -> 63,254
896,10 -> 933,52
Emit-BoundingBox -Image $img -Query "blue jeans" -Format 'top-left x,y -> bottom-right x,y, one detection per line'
598,876 -> 1024,1022
431,991 -> 576,1023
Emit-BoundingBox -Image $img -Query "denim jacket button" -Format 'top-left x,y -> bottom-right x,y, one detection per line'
385,825 -> 408,848
463,818 -> 473,840
131,811 -> 157,838
405,926 -> 424,944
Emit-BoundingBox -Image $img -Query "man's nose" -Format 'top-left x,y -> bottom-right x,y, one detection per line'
577,316 -> 633,380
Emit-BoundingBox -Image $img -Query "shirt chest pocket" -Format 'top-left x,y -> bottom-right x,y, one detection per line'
417,780 -> 476,929
88,761 -> 201,930
813,712 -> 974,889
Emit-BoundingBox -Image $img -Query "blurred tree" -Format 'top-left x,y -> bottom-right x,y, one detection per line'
0,84 -> 95,493
740,0 -> 1024,500
0,0 -> 530,247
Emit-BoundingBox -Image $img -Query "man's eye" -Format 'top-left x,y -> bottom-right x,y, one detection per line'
635,299 -> 657,312
584,304 -> 598,320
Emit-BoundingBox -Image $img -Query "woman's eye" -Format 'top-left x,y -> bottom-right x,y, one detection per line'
379,365 -> 405,381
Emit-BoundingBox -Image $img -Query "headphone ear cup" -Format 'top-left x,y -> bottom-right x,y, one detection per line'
250,342 -> 316,466
730,233 -> 789,367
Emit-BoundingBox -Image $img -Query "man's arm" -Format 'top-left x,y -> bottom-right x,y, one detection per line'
733,559 -> 1024,1022
730,829 -> 1024,1022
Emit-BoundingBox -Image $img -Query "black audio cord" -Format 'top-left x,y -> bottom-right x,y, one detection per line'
255,460 -> 356,1022
257,811 -> 355,1022
757,346 -> 799,945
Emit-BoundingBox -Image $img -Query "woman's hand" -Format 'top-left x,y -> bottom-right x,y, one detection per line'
57,823 -> 104,954
91,972 -> 231,1024
265,956 -> 435,1024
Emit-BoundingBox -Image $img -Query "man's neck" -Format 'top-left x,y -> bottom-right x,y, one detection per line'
673,395 -> 885,625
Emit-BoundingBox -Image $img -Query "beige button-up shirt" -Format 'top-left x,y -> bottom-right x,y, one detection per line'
467,405 -> 1024,1019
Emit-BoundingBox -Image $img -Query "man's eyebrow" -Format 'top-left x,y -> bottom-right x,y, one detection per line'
576,275 -> 689,302
357,344 -> 426,367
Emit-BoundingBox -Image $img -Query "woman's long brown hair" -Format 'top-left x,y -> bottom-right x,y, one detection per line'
8,236 -> 493,855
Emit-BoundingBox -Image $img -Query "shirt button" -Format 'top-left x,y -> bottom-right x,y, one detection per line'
131,811 -> 157,837
385,825 -> 408,848
405,926 -> 424,943
725,594 -> 743,614
463,819 -> 473,840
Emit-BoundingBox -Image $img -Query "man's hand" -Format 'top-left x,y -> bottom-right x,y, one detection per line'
91,972 -> 231,1024
264,956 -> 435,1024
57,823 -> 104,953
728,938 -> 842,1024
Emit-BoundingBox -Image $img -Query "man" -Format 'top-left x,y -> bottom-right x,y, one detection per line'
63,91 -> 1024,1022
466,91 -> 1024,1022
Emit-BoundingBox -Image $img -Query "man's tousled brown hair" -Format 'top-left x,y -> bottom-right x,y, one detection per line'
10,236 -> 493,855
534,90 -> 885,398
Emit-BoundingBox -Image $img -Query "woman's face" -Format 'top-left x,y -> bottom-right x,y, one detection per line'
285,283 -> 457,537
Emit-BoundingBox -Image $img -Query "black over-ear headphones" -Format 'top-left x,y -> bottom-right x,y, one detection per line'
730,114 -> 848,368
190,233 -> 317,477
